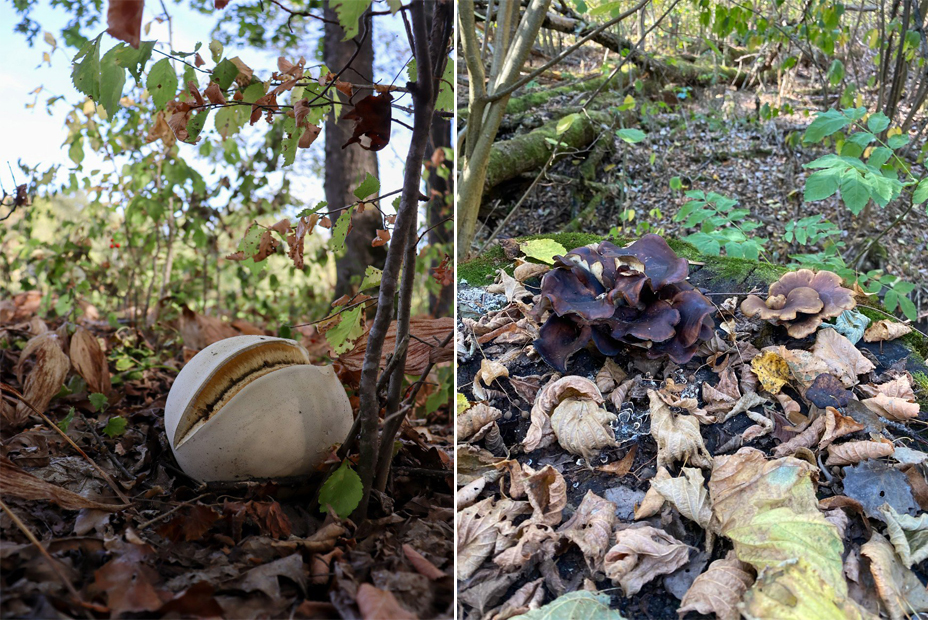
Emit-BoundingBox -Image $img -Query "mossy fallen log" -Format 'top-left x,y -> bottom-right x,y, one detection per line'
483,110 -> 636,195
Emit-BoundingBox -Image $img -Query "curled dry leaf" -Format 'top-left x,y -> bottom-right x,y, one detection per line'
403,544 -> 446,581
595,358 -> 627,394
494,522 -> 557,571
610,378 -> 635,410
678,554 -> 754,620
11,332 -> 70,427
861,393 -> 920,421
772,414 -> 825,458
858,375 -> 915,401
702,367 -> 741,417
811,328 -> 875,387
863,320 -> 913,342
550,397 -> 616,463
0,458 -> 128,511
603,525 -> 690,596
522,464 -> 567,526
825,438 -> 895,466
69,326 -> 111,395
774,392 -> 803,423
486,269 -> 533,303
342,91 -> 393,151
879,503 -> 928,569
356,583 -> 416,620
719,391 -> 769,424
598,444 -> 637,477
457,477 -> 486,510
635,466 -> 671,520
557,490 -> 617,572
457,403 -> 502,441
489,577 -> 545,620
860,532 -> 928,620
820,406 -> 865,448
473,358 -> 509,401
525,375 -> 602,452
648,390 -> 712,470
650,467 -> 712,529
513,262 -> 549,282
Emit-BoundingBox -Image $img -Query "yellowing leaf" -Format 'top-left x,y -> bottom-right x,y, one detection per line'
520,239 -> 567,265
750,351 -> 790,394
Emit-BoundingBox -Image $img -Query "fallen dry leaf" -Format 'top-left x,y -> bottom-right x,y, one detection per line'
598,445 -> 637,476
861,393 -> 920,421
772,415 -> 825,458
403,544 -> 446,580
650,467 -> 712,529
825,438 -> 895,466
820,406 -> 865,448
525,375 -> 602,452
457,498 -> 501,581
858,375 -> 915,401
766,345 -> 830,389
92,543 -> 165,616
486,269 -> 533,303
549,397 -> 616,462
750,350 -> 791,394
11,332 -> 70,427
811,328 -> 875,387
493,522 -> 557,571
0,457 -> 128,511
473,359 -> 509,401
635,466 -> 672,520
604,526 -> 691,596
558,490 -> 616,572
356,583 -> 416,620
457,403 -> 502,440
648,390 -> 712,470
595,358 -> 627,394
488,577 -> 544,620
863,320 -> 913,342
69,326 -> 112,395
512,262 -> 549,282
861,532 -> 928,620
522,464 -> 567,526
678,554 -> 754,620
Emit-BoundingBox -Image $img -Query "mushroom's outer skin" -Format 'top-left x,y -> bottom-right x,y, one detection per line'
164,336 -> 352,481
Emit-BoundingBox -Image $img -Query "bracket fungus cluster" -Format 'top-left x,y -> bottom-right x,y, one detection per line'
740,269 -> 856,338
165,336 -> 353,482
533,234 -> 715,372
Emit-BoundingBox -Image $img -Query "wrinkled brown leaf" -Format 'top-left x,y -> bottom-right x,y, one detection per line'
604,526 -> 690,596
863,320 -> 913,342
648,390 -> 712,470
678,554 -> 754,620
558,490 -> 616,572
861,393 -> 920,421
69,326 -> 111,395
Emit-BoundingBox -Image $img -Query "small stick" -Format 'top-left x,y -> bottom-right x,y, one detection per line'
1,384 -> 130,504
0,498 -> 93,619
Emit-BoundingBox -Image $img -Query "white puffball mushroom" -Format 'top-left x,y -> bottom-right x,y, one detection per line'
164,335 -> 352,482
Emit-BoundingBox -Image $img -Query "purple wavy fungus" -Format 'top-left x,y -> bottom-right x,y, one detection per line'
533,234 -> 716,372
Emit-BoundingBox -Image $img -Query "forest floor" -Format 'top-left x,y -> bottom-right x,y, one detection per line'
0,299 -> 453,619
455,238 -> 928,619
466,70 -> 928,326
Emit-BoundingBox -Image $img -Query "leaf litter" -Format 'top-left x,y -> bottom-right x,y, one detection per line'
457,251 -> 928,619
1,300 -> 453,618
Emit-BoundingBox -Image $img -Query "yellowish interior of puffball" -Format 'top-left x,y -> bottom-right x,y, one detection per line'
174,341 -> 308,446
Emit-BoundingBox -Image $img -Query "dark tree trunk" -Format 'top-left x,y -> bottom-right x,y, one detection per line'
323,2 -> 386,301
427,115 -> 453,317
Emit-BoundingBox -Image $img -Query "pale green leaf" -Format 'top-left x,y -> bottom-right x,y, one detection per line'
333,0 -> 373,40
511,591 -> 626,620
520,239 -> 567,264
616,128 -> 646,143
913,178 -> 928,204
326,305 -> 364,355
353,173 -> 380,200
89,392 -> 108,412
360,266 -> 382,290
147,57 -> 178,111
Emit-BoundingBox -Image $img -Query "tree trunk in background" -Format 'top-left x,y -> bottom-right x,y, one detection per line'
323,2 -> 386,300
427,115 -> 453,317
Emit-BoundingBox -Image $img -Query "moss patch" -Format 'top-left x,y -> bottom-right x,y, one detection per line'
913,372 -> 928,408
458,245 -> 509,285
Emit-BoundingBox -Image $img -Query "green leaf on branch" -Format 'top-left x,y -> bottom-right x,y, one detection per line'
353,173 -> 380,200
804,170 -> 839,201
147,57 -> 178,111
839,171 -> 870,215
557,114 -> 579,135
214,104 -> 245,141
212,58 -> 238,90
435,58 -> 454,112
913,179 -> 928,204
803,109 -> 850,143
616,128 -> 646,143
103,416 -> 127,438
332,0 -> 373,40
281,116 -> 300,166
319,460 -> 363,518
185,109 -> 210,144
326,305 -> 364,355
330,206 -> 354,252
360,266 -> 382,290
58,408 -> 75,433
867,112 -> 890,133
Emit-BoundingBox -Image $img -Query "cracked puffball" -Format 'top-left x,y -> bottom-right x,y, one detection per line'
164,336 -> 353,481
740,269 -> 855,338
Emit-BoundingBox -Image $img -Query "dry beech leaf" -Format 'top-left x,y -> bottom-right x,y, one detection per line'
765,345 -> 830,389
719,391 -> 769,424
11,332 -> 70,427
457,477 -> 486,510
604,526 -> 691,596
772,415 -> 825,458
356,583 -> 416,620
750,350 -> 790,394
860,532 -> 928,620
820,406 -> 865,449
402,544 -> 446,581
648,390 -> 712,470
457,403 -> 502,441
550,397 -> 616,462
825,438 -> 895,466
457,498 -> 501,581
678,554 -> 754,620
557,490 -> 617,572
595,358 -> 627,394
489,577 -> 545,620
702,367 -> 740,417
864,320 -> 913,342
522,464 -> 567,526
861,393 -> 920,421
473,359 -> 509,401
525,376 -> 602,452
371,229 -> 390,248
513,262 -> 548,282
635,466 -> 671,520
0,458 -> 128,511
342,91 -> 393,151
486,269 -> 532,303
598,445 -> 637,477
811,328 -> 875,387
493,522 -> 557,572
774,392 -> 802,422
610,378 -> 635,411
858,375 -> 915,401
69,326 -> 111,395
106,0 -> 144,47
650,467 -> 712,529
